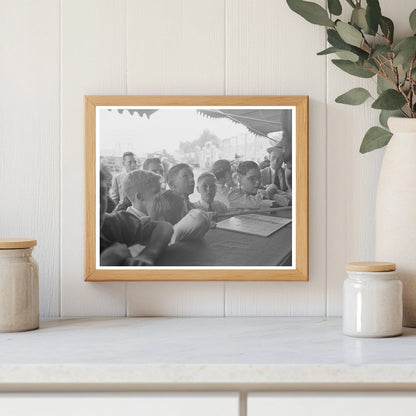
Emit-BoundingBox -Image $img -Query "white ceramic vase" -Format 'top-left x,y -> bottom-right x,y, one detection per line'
375,117 -> 416,327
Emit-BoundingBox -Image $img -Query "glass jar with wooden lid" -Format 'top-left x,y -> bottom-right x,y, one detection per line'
343,261 -> 402,338
0,239 -> 39,332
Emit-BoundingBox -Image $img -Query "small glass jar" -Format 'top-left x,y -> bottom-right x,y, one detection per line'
343,261 -> 402,338
0,239 -> 39,332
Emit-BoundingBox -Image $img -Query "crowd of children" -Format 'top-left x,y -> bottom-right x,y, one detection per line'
100,152 -> 292,266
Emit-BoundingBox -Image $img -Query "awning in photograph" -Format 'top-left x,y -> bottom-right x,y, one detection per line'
108,108 -> 288,140
197,109 -> 285,140
106,107 -> 292,152
107,109 -> 158,118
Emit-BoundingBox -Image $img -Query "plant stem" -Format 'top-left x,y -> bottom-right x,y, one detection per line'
390,58 -> 400,85
409,56 -> 416,117
397,81 -> 412,118
375,56 -> 399,89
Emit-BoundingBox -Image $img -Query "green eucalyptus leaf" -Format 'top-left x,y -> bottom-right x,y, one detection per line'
380,16 -> 394,44
327,28 -> 348,48
351,7 -> 368,32
366,0 -> 382,35
350,45 -> 369,60
394,36 -> 416,52
371,46 -> 392,58
379,110 -> 402,129
328,0 -> 342,16
360,127 -> 392,153
393,36 -> 416,71
377,66 -> 405,88
317,46 -> 358,61
332,59 -> 375,78
410,9 -> 416,32
335,87 -> 371,105
327,29 -> 369,59
286,0 -> 334,27
336,21 -> 363,47
372,89 -> 406,110
377,75 -> 393,94
362,59 -> 379,71
335,50 -> 359,62
317,47 -> 338,55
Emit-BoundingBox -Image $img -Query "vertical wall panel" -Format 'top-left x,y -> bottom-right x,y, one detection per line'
125,0 -> 226,316
326,0 -> 416,315
0,1 -> 60,316
224,0 -> 327,315
127,282 -> 225,317
61,0 -> 128,316
126,0 -> 225,95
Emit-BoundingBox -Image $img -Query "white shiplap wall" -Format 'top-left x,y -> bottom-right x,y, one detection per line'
0,1 -> 61,316
1,0 -> 412,317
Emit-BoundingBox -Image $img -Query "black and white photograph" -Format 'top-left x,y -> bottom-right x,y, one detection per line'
98,104 -> 295,269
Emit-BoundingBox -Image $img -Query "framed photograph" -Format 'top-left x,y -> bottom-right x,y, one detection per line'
85,96 -> 308,281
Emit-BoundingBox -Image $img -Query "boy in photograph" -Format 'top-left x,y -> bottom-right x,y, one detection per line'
109,151 -> 138,206
228,160 -> 270,209
100,169 -> 173,266
148,190 -> 185,225
194,171 -> 227,215
143,157 -> 166,190
123,170 -> 162,220
228,161 -> 291,210
100,162 -> 116,213
167,163 -> 196,213
211,159 -> 235,208
99,167 -> 131,266
148,190 -> 211,244
143,157 -> 165,177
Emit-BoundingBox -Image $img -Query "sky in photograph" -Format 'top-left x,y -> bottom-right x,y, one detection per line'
99,108 -> 257,157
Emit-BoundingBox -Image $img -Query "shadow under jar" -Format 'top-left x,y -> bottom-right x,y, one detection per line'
0,239 -> 39,332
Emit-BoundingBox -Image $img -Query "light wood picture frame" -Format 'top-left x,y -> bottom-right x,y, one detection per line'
85,96 -> 308,281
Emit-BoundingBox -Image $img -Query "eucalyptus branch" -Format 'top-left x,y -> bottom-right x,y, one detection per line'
378,22 -> 393,48
411,75 -> 416,108
286,0 -> 416,152
374,56 -> 385,73
375,57 -> 399,88
390,59 -> 400,86
409,56 -> 416,117
358,65 -> 382,78
362,37 -> 373,53
397,82 -> 413,118
377,54 -> 393,67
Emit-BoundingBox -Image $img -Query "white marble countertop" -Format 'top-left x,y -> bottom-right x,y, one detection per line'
1,317 -> 416,389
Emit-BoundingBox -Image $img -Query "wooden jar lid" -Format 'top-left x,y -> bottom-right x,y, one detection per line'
0,239 -> 37,249
346,261 -> 396,272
